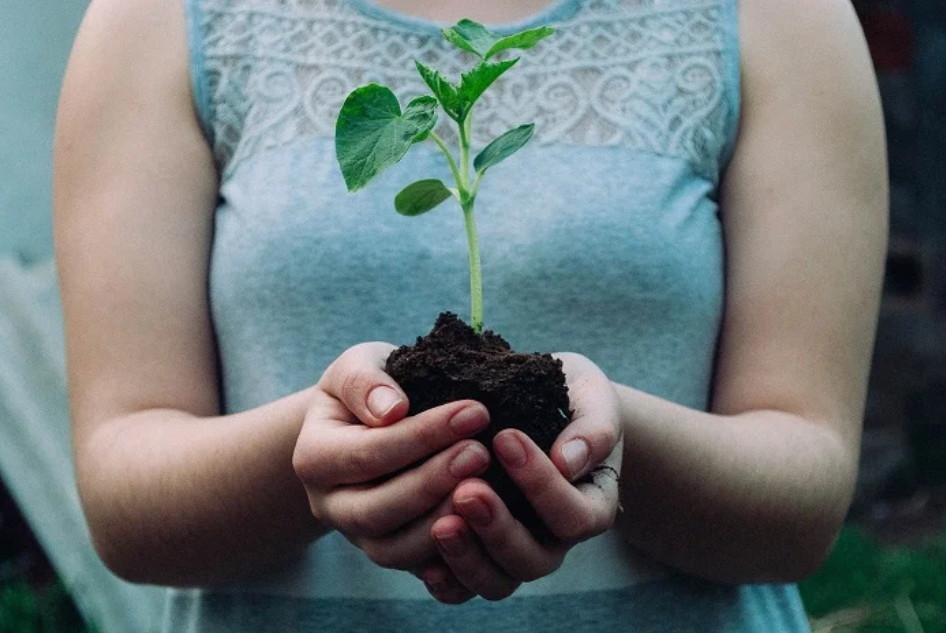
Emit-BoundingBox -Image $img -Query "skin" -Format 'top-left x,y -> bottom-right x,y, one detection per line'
54,0 -> 886,604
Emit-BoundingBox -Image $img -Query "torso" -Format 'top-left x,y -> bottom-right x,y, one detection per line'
162,0 -> 812,630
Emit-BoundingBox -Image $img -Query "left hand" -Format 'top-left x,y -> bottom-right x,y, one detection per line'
418,353 -> 624,603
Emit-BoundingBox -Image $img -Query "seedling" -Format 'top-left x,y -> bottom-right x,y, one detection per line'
335,19 -> 554,334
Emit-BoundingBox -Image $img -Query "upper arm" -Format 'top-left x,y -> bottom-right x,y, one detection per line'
713,0 -> 888,452
53,0 -> 220,446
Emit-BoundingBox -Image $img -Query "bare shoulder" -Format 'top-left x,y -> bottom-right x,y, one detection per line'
737,0 -> 879,116
62,0 -> 193,113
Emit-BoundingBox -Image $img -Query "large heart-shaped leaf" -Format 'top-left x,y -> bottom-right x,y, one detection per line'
335,85 -> 438,192
473,124 -> 535,174
442,19 -> 554,60
394,179 -> 454,216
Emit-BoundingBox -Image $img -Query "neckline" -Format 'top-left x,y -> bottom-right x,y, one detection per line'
347,0 -> 582,35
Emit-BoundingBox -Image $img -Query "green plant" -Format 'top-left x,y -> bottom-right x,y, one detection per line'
0,577 -> 97,633
334,19 -> 554,334
801,525 -> 946,633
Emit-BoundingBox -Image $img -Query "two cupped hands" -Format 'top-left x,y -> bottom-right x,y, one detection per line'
292,342 -> 623,604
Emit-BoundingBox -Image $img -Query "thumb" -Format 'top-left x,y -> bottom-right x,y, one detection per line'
318,342 -> 410,426
550,353 -> 623,482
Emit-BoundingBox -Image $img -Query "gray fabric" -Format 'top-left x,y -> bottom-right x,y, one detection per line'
167,0 -> 813,630
165,579 -> 811,633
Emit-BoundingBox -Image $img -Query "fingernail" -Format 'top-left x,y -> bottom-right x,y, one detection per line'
449,405 -> 489,436
449,444 -> 488,478
367,386 -> 403,419
425,577 -> 447,593
435,532 -> 467,556
421,567 -> 446,584
421,568 -> 447,591
494,432 -> 527,468
456,497 -> 491,527
562,439 -> 590,480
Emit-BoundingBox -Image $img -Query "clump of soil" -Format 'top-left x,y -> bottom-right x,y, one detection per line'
386,312 -> 571,533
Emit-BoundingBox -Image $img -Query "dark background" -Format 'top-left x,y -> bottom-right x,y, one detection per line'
848,0 -> 946,542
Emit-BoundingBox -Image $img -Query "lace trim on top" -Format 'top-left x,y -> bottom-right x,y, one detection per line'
191,0 -> 739,182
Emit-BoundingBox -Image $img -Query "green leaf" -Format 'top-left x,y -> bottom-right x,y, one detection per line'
473,123 -> 535,174
335,85 -> 438,192
442,19 -> 497,59
394,179 -> 454,216
457,59 -> 519,112
414,61 -> 462,120
442,19 -> 555,60
484,26 -> 555,59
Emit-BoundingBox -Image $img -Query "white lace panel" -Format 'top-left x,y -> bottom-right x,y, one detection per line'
195,0 -> 736,181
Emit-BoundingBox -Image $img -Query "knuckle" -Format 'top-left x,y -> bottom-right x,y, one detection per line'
482,529 -> 515,560
524,470 -> 556,501
597,425 -> 619,453
555,513 -> 597,543
291,444 -> 321,484
481,582 -> 519,602
337,500 -> 378,538
534,554 -> 566,581
418,471 -> 449,507
515,554 -> 561,583
318,352 -> 348,389
339,369 -> 369,407
414,415 -> 448,454
517,566 -> 546,583
360,540 -> 405,570
345,445 -> 380,480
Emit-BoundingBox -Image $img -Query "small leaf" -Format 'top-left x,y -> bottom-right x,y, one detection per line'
335,86 -> 438,192
457,59 -> 519,112
403,95 -> 440,131
484,26 -> 555,60
442,19 -> 498,59
415,61 -> 462,120
473,123 -> 535,174
394,179 -> 454,216
442,19 -> 555,60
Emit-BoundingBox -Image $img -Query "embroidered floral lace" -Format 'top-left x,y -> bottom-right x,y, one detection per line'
194,0 -> 734,181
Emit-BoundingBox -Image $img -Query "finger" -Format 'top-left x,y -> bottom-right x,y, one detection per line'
452,480 -> 567,582
418,565 -> 476,605
323,440 -> 490,538
494,430 -> 618,543
551,353 -> 623,482
318,342 -> 409,427
430,515 -> 521,601
352,496 -> 454,571
295,400 -> 489,486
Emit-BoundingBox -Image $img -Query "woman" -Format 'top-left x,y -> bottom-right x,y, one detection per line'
53,0 -> 887,630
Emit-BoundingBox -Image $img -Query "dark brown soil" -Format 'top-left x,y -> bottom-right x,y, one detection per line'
386,312 -> 571,534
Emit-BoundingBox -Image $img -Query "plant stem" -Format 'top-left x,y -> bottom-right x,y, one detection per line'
428,132 -> 462,188
471,171 -> 483,197
461,196 -> 483,333
455,111 -> 483,332
458,118 -> 471,189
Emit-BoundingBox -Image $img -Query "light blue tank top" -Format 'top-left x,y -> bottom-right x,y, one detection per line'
167,0 -> 812,630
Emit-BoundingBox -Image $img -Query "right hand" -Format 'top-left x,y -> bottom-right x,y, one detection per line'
292,342 -> 492,576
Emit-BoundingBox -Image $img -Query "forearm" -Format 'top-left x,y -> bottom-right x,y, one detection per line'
613,383 -> 858,584
76,388 -> 326,586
